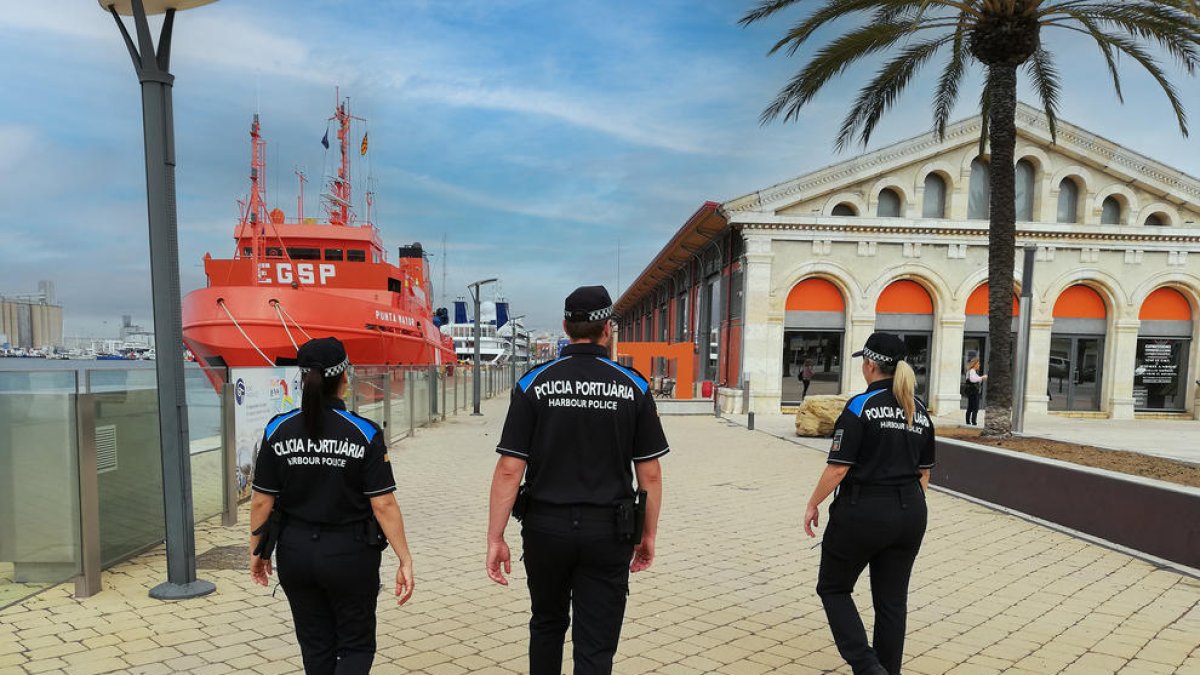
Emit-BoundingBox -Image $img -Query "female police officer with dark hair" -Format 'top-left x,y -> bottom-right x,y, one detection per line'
803,332 -> 935,675
249,337 -> 415,674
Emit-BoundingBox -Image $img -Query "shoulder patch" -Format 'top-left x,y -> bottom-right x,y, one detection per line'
847,389 -> 886,417
264,409 -> 302,440
333,409 -> 378,443
598,358 -> 649,394
518,357 -> 569,392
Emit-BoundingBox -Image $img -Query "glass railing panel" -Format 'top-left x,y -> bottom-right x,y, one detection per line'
187,364 -> 226,523
0,370 -> 80,608
351,367 -> 387,434
386,368 -> 409,444
93,386 -> 165,567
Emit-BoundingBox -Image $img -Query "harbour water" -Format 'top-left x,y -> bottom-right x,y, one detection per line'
0,359 -> 223,453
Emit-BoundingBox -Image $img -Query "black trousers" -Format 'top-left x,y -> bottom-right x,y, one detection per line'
965,394 -> 981,425
817,483 -> 927,675
276,521 -> 382,675
521,505 -> 635,675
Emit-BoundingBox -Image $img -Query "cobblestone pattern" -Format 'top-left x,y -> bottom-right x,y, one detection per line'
2,398 -> 1198,674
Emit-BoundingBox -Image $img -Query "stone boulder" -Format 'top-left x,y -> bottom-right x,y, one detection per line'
795,395 -> 852,437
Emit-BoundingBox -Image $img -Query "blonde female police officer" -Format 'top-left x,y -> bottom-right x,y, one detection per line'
249,337 -> 415,674
486,285 -> 668,675
803,332 -> 935,675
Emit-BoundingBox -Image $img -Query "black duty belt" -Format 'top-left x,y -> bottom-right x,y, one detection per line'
837,482 -> 923,508
286,515 -> 367,533
526,501 -> 616,520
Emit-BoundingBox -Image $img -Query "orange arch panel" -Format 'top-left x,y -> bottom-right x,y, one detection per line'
1140,287 -> 1192,321
966,284 -> 1018,316
877,280 -> 933,314
1053,285 -> 1107,319
786,278 -> 845,312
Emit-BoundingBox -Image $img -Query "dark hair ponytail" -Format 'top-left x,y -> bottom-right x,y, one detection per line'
301,370 -> 344,439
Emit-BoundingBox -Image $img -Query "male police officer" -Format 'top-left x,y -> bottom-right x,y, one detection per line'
486,285 -> 668,675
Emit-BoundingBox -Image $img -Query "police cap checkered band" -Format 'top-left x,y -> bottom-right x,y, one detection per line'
851,332 -> 907,363
297,337 -> 350,378
564,285 -> 614,322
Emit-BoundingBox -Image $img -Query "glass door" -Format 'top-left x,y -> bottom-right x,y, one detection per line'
1047,336 -> 1104,411
893,332 -> 931,400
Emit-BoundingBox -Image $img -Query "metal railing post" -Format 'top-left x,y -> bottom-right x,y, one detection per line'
383,370 -> 393,441
429,366 -> 438,419
441,367 -> 447,421
75,392 -> 101,598
408,370 -> 416,437
220,382 -> 237,527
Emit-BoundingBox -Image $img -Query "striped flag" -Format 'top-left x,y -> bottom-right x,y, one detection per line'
360,132 -> 369,156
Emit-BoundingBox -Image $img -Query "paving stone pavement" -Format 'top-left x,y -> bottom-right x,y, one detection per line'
2,396 -> 1199,674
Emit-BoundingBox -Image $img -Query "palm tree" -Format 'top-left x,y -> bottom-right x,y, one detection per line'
741,0 -> 1200,436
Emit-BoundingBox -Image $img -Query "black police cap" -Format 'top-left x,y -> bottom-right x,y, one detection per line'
852,332 -> 907,364
297,337 -> 350,377
564,285 -> 614,322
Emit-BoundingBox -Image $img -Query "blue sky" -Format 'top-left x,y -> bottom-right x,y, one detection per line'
2,1 -> 1199,335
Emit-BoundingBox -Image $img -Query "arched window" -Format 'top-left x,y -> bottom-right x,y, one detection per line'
1057,178 -> 1079,223
1015,159 -> 1035,221
831,202 -> 857,216
1101,196 -> 1122,225
1145,213 -> 1168,227
968,158 -> 990,219
922,174 -> 946,218
876,188 -> 902,217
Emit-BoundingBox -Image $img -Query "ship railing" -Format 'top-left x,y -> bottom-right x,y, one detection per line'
0,357 -> 529,606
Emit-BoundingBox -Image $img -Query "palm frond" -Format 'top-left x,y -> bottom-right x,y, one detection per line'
739,0 -> 807,26
1025,47 -> 1061,142
978,80 -> 991,157
761,19 -> 950,122
933,21 -> 968,139
1048,3 -> 1200,73
1050,18 -> 1192,136
836,37 -> 952,150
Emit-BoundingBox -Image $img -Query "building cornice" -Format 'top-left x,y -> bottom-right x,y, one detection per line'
725,103 -> 1200,214
738,219 -> 1200,247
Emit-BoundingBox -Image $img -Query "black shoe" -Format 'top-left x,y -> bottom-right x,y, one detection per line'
861,664 -> 889,675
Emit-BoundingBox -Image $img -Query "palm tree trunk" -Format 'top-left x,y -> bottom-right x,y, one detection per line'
983,63 -> 1018,437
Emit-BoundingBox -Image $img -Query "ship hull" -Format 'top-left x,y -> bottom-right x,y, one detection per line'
182,286 -> 454,369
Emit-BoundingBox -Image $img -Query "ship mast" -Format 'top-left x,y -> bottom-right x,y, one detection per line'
324,93 -> 363,227
295,167 -> 307,222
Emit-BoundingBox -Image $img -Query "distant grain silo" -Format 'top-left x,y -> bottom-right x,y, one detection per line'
0,281 -> 64,350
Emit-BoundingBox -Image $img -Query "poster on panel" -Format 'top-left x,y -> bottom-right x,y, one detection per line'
231,367 -> 302,500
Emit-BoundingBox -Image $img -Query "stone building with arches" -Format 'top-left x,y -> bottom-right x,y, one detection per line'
615,104 -> 1200,419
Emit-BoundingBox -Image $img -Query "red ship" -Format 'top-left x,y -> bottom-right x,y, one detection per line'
182,96 -> 455,371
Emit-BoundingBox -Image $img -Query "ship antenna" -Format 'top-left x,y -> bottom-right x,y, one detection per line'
295,167 -> 307,222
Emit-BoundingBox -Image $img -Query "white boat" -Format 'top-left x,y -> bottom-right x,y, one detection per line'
441,299 -> 512,364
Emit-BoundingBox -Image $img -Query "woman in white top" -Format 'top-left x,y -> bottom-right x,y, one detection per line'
964,358 -> 987,425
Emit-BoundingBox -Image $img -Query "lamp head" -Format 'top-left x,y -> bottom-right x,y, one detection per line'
99,0 -> 217,16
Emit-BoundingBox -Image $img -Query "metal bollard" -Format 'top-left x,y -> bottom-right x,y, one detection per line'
748,411 -> 755,431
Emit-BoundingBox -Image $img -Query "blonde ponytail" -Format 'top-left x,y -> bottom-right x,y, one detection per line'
892,359 -> 917,427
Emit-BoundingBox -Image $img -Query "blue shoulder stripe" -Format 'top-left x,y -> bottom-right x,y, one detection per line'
599,358 -> 649,394
334,409 -> 378,443
264,409 -> 302,440
519,358 -> 567,392
847,389 -> 886,417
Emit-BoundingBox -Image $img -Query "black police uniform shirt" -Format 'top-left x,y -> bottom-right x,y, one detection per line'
497,342 -> 670,506
827,379 -> 935,486
252,397 -> 396,525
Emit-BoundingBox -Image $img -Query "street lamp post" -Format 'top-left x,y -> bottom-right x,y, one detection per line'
101,0 -> 216,600
469,278 -> 497,415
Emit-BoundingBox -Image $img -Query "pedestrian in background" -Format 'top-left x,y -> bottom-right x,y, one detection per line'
486,285 -> 668,675
803,332 -> 934,675
249,337 -> 415,674
800,359 -> 815,399
964,357 -> 987,426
